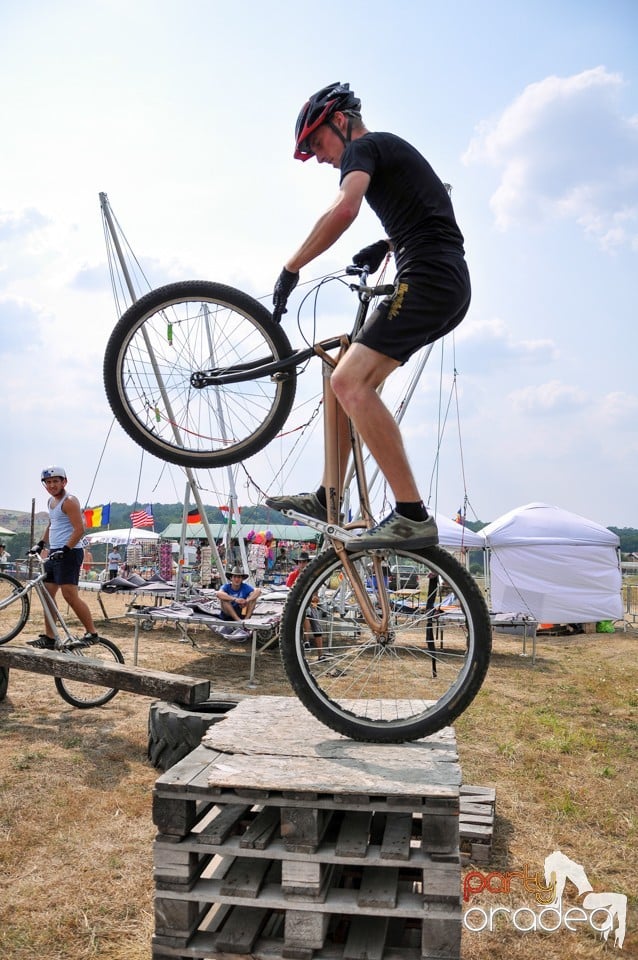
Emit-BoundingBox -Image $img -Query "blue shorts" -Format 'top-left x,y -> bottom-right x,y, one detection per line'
44,548 -> 83,586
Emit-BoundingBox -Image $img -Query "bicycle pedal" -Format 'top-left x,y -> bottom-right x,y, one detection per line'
60,638 -> 93,651
282,510 -> 351,541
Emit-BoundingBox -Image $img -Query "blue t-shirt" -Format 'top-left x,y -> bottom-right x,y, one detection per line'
220,580 -> 253,617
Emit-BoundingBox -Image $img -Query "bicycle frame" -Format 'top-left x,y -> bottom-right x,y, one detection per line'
4,559 -> 77,647
195,267 -> 399,638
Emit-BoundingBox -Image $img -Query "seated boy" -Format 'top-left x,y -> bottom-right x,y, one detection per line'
217,566 -> 261,625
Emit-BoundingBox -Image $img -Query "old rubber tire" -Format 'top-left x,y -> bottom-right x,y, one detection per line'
0,666 -> 8,701
147,698 -> 241,771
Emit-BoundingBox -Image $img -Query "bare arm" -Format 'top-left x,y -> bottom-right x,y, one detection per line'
62,495 -> 87,548
285,170 -> 370,272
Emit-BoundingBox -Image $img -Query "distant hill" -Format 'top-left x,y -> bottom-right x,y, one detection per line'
0,508 -> 48,532
1,506 -> 636,553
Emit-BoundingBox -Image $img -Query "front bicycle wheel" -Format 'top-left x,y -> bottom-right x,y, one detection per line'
280,545 -> 491,743
103,280 -> 297,468
54,637 -> 124,709
0,573 -> 30,644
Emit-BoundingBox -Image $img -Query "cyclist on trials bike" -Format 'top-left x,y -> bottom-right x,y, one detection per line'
27,466 -> 99,649
268,82 -> 471,550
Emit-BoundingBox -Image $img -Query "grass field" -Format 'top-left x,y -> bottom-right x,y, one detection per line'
0,591 -> 635,959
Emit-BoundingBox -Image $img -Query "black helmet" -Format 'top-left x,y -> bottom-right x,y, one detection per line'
294,82 -> 361,161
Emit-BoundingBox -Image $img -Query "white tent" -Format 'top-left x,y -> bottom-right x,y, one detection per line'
84,528 -> 161,545
434,513 -> 484,549
482,503 -> 623,623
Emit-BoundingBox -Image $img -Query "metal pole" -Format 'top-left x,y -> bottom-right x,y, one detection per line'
100,192 -> 225,582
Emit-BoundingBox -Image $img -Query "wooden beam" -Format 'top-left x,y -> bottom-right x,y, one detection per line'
0,646 -> 210,705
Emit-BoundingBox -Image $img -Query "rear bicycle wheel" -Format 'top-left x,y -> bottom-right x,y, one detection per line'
280,545 -> 491,743
0,573 -> 30,644
54,637 -> 124,709
103,280 -> 297,468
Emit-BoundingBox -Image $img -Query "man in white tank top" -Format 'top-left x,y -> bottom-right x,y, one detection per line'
27,466 -> 99,649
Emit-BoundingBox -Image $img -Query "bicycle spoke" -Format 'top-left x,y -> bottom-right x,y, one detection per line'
280,545 -> 491,742
104,281 -> 296,468
0,573 -> 30,644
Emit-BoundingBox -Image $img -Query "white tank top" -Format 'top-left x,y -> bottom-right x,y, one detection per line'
48,493 -> 76,549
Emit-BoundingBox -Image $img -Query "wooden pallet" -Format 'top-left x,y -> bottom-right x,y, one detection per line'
151,696 -> 464,960
459,785 -> 496,864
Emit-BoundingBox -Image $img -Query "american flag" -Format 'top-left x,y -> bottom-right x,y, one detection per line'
130,505 -> 154,528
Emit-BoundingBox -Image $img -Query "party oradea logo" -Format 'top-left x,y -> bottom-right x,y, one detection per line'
463,849 -> 627,949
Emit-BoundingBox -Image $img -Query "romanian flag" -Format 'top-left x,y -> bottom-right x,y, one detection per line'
83,504 -> 111,528
187,508 -> 202,524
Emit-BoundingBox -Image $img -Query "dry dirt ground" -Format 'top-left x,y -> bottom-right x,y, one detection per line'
0,591 -> 636,960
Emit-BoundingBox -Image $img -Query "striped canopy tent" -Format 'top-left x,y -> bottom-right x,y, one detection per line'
159,523 -> 319,543
84,528 -> 161,545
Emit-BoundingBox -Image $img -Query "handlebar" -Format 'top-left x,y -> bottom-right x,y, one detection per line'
346,264 -> 396,300
192,265 -> 396,390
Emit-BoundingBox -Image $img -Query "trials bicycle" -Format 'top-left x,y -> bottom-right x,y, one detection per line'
103,269 -> 492,742
0,554 -> 124,708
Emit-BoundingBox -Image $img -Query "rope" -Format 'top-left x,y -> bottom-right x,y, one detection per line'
101,200 -> 153,311
83,419 -> 117,509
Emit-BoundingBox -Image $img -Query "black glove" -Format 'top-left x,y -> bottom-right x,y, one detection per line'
272,267 -> 299,322
49,545 -> 71,562
352,239 -> 390,272
28,540 -> 46,556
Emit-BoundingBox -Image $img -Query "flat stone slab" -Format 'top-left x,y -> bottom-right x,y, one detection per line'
201,695 -> 460,797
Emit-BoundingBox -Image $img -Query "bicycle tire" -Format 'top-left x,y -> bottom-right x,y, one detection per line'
279,545 -> 491,743
0,572 -> 30,644
103,280 -> 297,468
54,637 -> 124,709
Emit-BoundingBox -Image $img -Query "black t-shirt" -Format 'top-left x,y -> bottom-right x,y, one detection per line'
339,131 -> 465,265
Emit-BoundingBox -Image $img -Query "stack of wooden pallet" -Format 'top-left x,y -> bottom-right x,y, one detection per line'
151,696 -> 465,960
459,785 -> 496,864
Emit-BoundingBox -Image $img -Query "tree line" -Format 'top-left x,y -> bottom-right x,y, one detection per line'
2,503 -> 637,567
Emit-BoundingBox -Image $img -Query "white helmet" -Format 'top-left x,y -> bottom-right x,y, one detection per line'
41,466 -> 67,481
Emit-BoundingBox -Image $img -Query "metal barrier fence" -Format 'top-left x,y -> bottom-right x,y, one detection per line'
625,582 -> 638,622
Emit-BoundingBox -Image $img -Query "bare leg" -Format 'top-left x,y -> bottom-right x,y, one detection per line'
330,343 -> 422,502
219,599 -> 243,622
42,582 -> 61,637
244,590 -> 261,618
59,584 -> 97,634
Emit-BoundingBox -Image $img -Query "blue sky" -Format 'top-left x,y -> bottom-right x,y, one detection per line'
1,0 -> 636,527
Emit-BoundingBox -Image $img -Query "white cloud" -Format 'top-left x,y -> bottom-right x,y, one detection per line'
0,207 -> 50,241
509,379 -> 588,415
599,390 -> 638,425
455,316 -> 559,369
0,296 -> 46,354
463,67 -> 638,248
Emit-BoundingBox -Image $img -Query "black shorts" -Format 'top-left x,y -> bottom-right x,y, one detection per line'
354,253 -> 471,364
44,548 -> 83,586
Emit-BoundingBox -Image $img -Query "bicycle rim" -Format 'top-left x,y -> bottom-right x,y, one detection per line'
0,573 -> 30,644
280,545 -> 491,743
54,638 -> 124,709
103,280 -> 297,468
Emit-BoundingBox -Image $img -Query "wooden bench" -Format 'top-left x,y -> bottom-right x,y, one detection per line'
0,645 -> 211,706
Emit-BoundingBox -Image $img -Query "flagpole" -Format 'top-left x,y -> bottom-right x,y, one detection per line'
176,483 -> 190,598
100,193 -> 225,583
